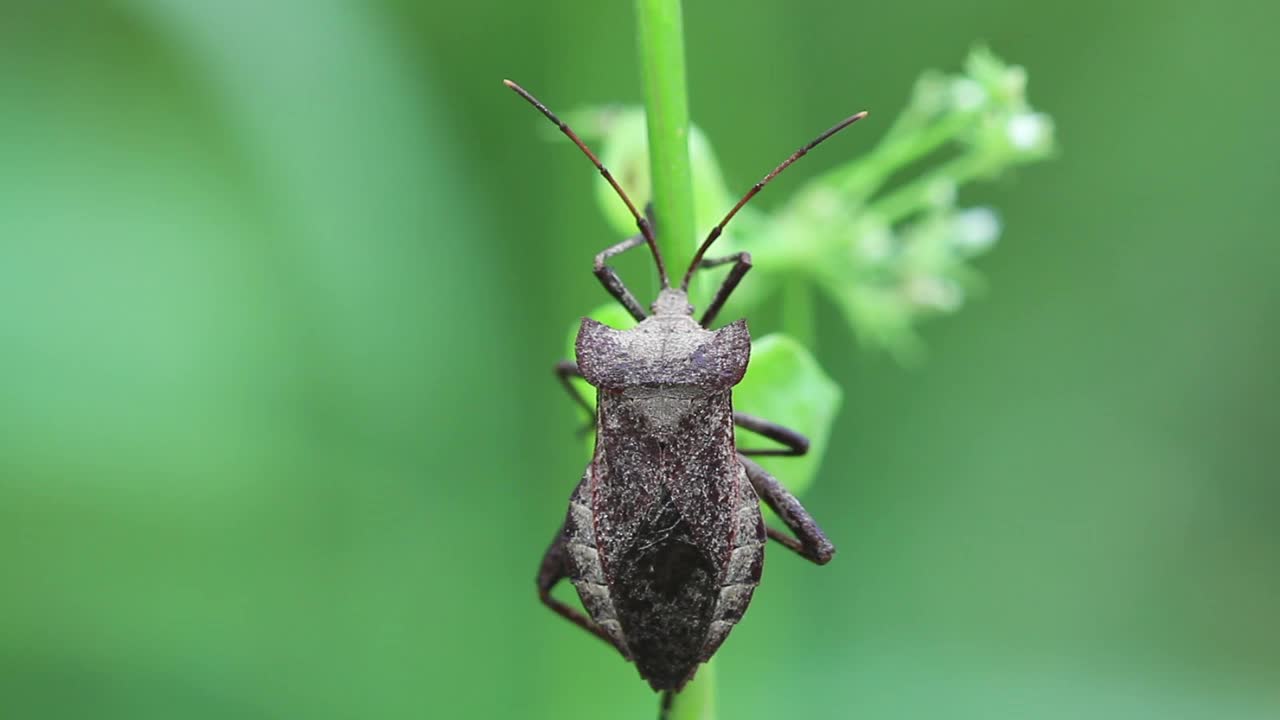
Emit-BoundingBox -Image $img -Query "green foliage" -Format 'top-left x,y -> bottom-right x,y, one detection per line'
732,334 -> 841,496
565,107 -> 733,252
572,48 -> 1055,357
561,47 -> 1052,499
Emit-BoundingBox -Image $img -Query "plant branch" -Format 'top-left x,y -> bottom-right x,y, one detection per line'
669,662 -> 716,720
635,0 -> 696,291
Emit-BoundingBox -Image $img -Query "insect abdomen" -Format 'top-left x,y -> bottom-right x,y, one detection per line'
564,474 -> 631,657
575,392 -> 755,690
700,464 -> 766,661
609,490 -> 721,690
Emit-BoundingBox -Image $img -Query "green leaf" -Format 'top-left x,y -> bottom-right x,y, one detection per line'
576,48 -> 1055,356
574,107 -> 734,251
733,333 -> 841,496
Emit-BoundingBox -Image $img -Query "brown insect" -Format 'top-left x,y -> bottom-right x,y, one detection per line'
506,79 -> 866,715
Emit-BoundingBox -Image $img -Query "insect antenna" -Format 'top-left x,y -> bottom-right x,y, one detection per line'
679,109 -> 869,290
504,79 -> 671,289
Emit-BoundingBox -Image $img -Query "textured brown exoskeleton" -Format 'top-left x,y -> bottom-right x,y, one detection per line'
505,79 -> 867,715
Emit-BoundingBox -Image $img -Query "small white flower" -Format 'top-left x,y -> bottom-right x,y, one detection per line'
905,275 -> 964,312
1007,112 -> 1049,151
913,73 -> 949,114
855,220 -> 894,263
952,207 -> 1001,254
1003,66 -> 1028,98
951,78 -> 987,111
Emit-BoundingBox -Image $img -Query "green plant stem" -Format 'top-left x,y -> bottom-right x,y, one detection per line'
671,662 -> 716,720
635,0 -> 696,291
825,112 -> 973,201
635,3 -> 715,718
866,152 -> 993,224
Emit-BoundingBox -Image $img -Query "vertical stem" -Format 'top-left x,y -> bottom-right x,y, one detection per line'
670,662 -> 716,720
635,0 -> 696,292
635,3 -> 715,718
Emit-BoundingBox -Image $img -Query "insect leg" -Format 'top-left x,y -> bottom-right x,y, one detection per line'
537,524 -> 624,652
694,252 -> 752,328
739,454 -> 835,565
734,411 -> 808,456
593,202 -> 661,321
594,234 -> 651,321
554,358 -> 593,413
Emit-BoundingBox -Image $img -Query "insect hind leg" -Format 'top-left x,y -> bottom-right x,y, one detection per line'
537,523 -> 624,653
739,454 -> 835,565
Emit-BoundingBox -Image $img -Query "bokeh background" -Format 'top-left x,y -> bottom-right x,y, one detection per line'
2,1 -> 1277,718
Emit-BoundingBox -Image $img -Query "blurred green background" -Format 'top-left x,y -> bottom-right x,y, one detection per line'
1,1 -> 1277,718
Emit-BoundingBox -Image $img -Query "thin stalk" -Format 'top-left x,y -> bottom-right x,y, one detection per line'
635,2 -> 715,718
635,0 -> 697,297
866,152 -> 993,224
824,111 -> 974,202
669,662 -> 716,720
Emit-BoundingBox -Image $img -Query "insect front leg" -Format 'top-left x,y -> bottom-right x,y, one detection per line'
694,252 -> 752,328
734,411 -> 808,457
739,454 -> 835,565
594,233 -> 650,321
594,203 -> 663,321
